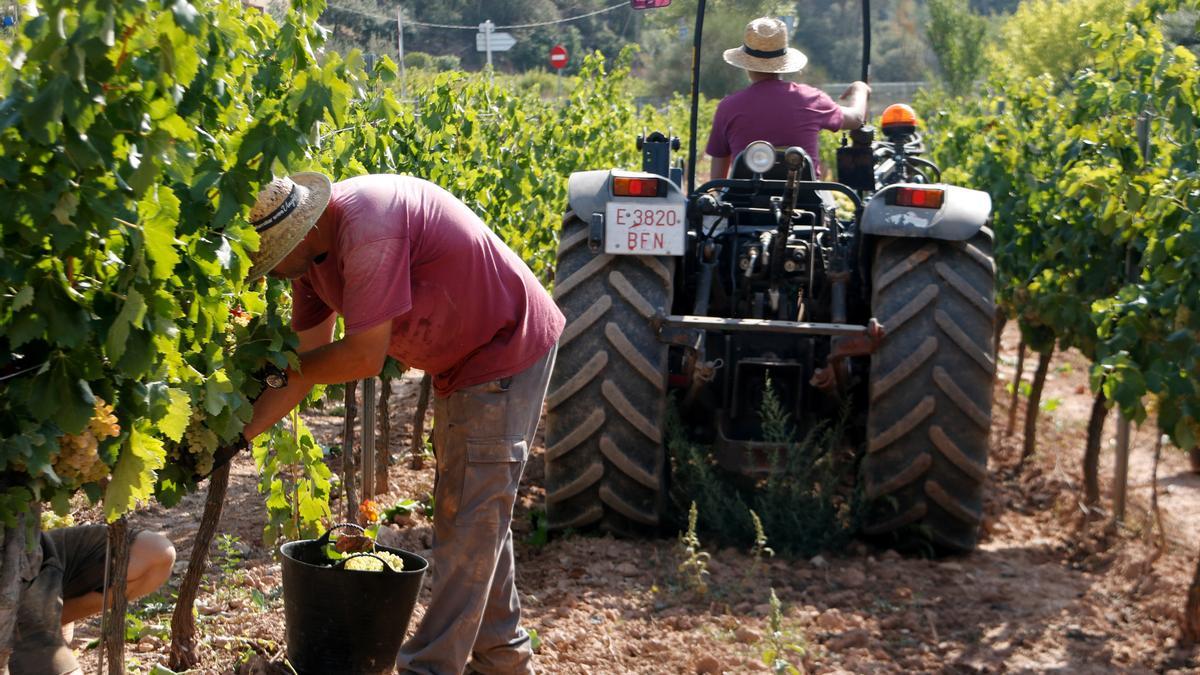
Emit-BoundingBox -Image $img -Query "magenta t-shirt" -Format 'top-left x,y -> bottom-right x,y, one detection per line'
291,175 -> 565,396
705,79 -> 844,177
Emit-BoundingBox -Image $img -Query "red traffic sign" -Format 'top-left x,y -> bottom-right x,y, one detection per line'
550,44 -> 569,70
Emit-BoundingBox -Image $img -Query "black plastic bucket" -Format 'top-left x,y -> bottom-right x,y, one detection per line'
280,524 -> 428,674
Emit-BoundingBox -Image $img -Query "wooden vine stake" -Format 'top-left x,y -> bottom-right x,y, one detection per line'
101,517 -> 132,675
1018,348 -> 1053,469
410,373 -> 432,470
362,377 -> 377,504
376,376 -> 392,495
341,381 -> 360,523
1006,338 -> 1026,437
1185,546 -> 1200,645
1082,391 -> 1109,515
0,510 -> 32,672
168,463 -> 231,671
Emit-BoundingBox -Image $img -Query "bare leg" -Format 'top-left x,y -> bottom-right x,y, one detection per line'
60,531 -> 175,625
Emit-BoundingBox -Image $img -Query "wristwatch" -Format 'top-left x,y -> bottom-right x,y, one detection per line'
261,364 -> 288,389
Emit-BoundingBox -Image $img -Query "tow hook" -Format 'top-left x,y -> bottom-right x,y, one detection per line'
810,318 -> 885,392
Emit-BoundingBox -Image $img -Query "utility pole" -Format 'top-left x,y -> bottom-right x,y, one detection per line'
397,7 -> 406,100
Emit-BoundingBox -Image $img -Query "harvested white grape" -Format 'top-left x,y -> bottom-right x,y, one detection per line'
343,551 -> 404,572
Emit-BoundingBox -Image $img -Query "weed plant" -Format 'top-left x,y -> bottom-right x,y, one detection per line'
677,502 -> 711,597
668,378 -> 862,556
761,588 -> 806,674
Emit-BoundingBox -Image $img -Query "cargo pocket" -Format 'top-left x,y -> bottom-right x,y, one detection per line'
456,438 -> 528,526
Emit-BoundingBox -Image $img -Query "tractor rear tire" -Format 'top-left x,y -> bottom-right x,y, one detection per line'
863,230 -> 996,553
543,212 -> 672,536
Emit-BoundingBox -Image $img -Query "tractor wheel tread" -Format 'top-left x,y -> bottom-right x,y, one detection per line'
600,434 -> 660,489
924,479 -> 983,526
871,336 -> 937,402
868,396 -> 936,454
545,351 -> 608,411
548,502 -> 603,530
874,243 -> 937,292
603,379 -> 663,443
545,214 -> 670,536
866,453 -> 932,499
879,284 -> 939,335
599,485 -> 660,526
558,228 -> 589,255
862,502 -> 927,535
935,309 -> 995,374
606,322 -> 666,391
865,233 -> 995,553
554,254 -> 613,300
609,270 -> 657,320
929,425 -> 988,483
936,261 -> 995,317
546,462 -> 604,504
545,408 -> 605,461
560,295 -> 612,348
933,367 -> 991,431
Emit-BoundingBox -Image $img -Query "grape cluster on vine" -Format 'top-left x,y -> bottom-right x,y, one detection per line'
52,399 -> 120,487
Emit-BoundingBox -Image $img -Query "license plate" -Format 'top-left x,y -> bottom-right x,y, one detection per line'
604,201 -> 686,256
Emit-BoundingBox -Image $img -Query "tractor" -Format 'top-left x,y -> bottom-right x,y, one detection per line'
543,0 -> 995,553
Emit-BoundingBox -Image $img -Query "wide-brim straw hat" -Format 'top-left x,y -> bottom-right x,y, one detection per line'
723,17 -> 808,74
246,172 -> 332,280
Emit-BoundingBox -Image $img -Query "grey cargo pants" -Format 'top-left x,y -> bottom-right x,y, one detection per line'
397,345 -> 556,675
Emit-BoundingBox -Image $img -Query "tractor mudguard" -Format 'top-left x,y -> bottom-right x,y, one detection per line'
566,170 -> 613,222
567,169 -> 688,218
861,183 -> 992,242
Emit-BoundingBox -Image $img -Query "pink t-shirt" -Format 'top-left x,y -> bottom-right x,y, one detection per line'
705,79 -> 844,177
291,175 -> 565,396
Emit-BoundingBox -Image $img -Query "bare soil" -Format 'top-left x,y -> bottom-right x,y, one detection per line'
72,324 -> 1200,674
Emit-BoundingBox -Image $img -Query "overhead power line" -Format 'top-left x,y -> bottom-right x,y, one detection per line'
325,1 -> 629,30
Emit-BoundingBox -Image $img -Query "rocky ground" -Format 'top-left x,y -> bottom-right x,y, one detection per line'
72,325 -> 1200,674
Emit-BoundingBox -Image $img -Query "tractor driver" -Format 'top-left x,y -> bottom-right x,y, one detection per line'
706,16 -> 870,181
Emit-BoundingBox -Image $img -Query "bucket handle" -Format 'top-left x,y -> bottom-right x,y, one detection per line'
338,552 -> 403,574
314,522 -> 367,548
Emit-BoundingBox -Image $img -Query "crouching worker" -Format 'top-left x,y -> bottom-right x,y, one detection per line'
237,173 -> 564,675
12,525 -> 176,675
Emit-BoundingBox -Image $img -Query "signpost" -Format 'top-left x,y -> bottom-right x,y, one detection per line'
550,44 -> 568,97
476,20 -> 516,71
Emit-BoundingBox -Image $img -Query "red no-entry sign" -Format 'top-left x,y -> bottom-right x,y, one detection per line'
550,44 -> 568,70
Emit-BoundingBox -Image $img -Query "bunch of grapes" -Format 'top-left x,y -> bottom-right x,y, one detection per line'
343,551 -> 405,573
52,398 -> 120,486
224,306 -> 251,350
171,409 -> 219,476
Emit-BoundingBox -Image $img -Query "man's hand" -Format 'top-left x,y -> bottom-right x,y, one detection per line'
839,81 -> 871,130
242,318 -> 393,440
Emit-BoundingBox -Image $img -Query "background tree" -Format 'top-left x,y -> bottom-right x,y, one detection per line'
927,0 -> 989,95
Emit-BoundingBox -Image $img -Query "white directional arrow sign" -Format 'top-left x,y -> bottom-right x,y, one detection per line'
476,31 -> 516,52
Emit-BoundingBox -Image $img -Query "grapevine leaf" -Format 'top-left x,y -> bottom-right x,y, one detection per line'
106,288 -> 146,363
31,359 -> 94,434
140,187 -> 182,278
11,286 -> 33,311
104,424 -> 166,521
158,389 -> 192,443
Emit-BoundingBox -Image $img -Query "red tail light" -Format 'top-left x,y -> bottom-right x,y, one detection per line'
890,187 -> 944,209
613,176 -> 661,197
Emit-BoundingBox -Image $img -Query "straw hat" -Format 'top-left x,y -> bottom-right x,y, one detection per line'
246,172 -> 332,280
723,17 -> 808,74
